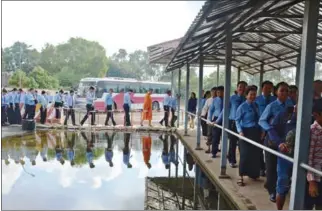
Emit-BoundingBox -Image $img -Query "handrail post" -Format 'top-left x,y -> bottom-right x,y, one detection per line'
220,27 -> 232,177
184,63 -> 190,135
195,52 -> 204,150
177,68 -> 181,128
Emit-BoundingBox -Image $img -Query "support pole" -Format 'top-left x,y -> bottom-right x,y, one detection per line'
177,69 -> 181,128
289,0 -> 319,209
259,64 -> 264,94
171,71 -> 174,94
216,64 -> 220,86
184,63 -> 190,135
237,67 -> 241,82
181,147 -> 187,210
196,53 -> 204,150
295,53 -> 301,86
220,28 -> 232,177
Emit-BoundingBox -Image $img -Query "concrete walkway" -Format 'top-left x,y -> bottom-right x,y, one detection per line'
176,129 -> 290,210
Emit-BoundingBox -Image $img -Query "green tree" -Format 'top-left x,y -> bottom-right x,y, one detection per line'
8,69 -> 33,87
29,66 -> 59,89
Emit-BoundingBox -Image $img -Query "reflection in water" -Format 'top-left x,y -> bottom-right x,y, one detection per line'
2,131 -> 234,210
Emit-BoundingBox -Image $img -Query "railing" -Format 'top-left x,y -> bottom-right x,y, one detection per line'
184,110 -> 322,178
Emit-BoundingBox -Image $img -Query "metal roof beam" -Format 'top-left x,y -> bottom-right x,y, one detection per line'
236,29 -> 302,34
254,14 -> 322,19
205,4 -> 251,23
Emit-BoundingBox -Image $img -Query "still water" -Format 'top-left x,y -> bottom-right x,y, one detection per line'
2,131 -> 234,210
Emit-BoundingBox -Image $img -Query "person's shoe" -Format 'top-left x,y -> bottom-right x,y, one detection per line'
230,163 -> 237,168
260,170 -> 266,177
269,193 -> 276,203
212,154 -> 217,158
159,121 -> 163,126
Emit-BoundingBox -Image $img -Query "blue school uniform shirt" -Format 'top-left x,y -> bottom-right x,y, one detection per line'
56,151 -> 63,161
66,94 -> 75,107
105,150 -> 113,162
123,152 -> 130,165
86,92 -> 95,105
209,97 -> 223,124
86,151 -> 94,164
235,101 -> 259,133
286,97 -> 296,107
123,92 -> 131,106
38,95 -> 48,107
222,94 -> 246,121
6,92 -> 13,104
54,93 -> 63,103
170,97 -> 177,110
255,94 -> 277,116
24,93 -> 35,105
162,153 -> 170,165
163,95 -> 171,107
14,92 -> 22,104
105,93 -> 113,106
1,94 -> 8,106
67,149 -> 75,161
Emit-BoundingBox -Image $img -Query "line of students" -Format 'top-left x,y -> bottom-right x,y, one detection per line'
2,132 -> 179,171
200,79 -> 322,210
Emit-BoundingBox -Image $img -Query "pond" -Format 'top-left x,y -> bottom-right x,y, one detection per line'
2,131 -> 234,210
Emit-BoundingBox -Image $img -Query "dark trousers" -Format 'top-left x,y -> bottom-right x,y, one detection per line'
201,114 -> 208,137
265,148 -> 278,195
64,107 -> 75,125
105,105 -> 116,126
170,108 -> 177,127
14,103 -> 21,124
80,104 -> 95,125
123,104 -> 131,126
305,181 -> 322,210
160,105 -> 170,126
7,103 -> 14,124
1,105 -> 7,125
211,117 -> 221,156
40,106 -> 47,124
24,104 -> 36,120
228,120 -> 238,164
54,102 -> 61,119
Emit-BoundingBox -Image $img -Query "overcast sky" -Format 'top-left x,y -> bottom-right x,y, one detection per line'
2,1 -> 204,56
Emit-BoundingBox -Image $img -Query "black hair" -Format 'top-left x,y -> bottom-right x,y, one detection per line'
191,92 -> 196,98
128,89 -> 133,92
217,86 -> 224,91
276,82 -> 289,90
29,88 -> 34,91
252,85 -> 258,91
89,86 -> 94,90
70,90 -> 74,93
204,91 -> 211,98
166,90 -> 171,95
237,81 -> 248,87
289,85 -> 298,91
2,89 -> 7,93
211,87 -> 217,91
41,90 -> 46,95
245,86 -> 257,96
313,99 -> 322,114
261,80 -> 274,89
314,79 -> 322,84
12,88 -> 17,91
59,89 -> 64,93
19,88 -> 23,92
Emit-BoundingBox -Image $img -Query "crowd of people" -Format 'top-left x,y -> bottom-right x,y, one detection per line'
197,79 -> 322,210
2,132 -> 179,170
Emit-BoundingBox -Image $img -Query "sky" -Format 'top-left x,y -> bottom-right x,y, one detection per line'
2,1 -> 204,56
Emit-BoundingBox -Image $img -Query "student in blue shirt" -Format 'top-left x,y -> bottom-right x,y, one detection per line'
209,86 -> 224,158
7,89 -> 15,124
255,80 -> 276,176
23,88 -> 36,120
65,132 -> 76,167
1,89 -> 8,125
169,134 -> 179,166
81,132 -> 95,168
64,90 -> 76,126
159,90 -> 172,127
39,91 -> 48,124
105,132 -> 116,167
80,86 -> 96,126
235,86 -> 261,186
159,134 -> 170,169
286,85 -> 298,106
123,133 -> 132,168
170,94 -> 179,127
105,88 -> 116,126
227,81 -> 247,168
54,90 -> 64,119
258,82 -> 290,202
123,89 -> 133,126
14,88 -> 23,124
55,133 -> 65,165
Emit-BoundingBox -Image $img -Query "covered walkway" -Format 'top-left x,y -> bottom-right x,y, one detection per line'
165,0 -> 322,209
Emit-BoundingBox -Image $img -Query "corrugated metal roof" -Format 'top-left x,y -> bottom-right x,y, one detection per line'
166,0 -> 322,74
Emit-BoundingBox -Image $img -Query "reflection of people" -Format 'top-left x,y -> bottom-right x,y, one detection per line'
105,132 -> 116,167
142,135 -> 152,169
159,134 -> 170,169
123,133 -> 132,168
66,132 -> 76,166
186,152 -> 195,171
141,89 -> 153,127
82,132 -> 95,168
26,134 -> 40,166
11,140 -> 26,165
169,134 -> 179,166
55,133 -> 65,165
40,133 -> 48,162
2,140 -> 10,165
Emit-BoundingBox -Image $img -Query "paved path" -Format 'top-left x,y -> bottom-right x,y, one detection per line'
176,129 -> 290,210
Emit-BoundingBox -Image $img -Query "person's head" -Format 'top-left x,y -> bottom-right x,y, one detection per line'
312,99 -> 322,125
252,85 -> 258,92
2,89 -> 7,94
190,92 -> 196,99
313,80 -> 322,97
146,163 -> 152,169
31,160 -> 36,166
70,90 -> 74,96
128,89 -> 133,93
89,163 -> 95,168
176,94 -> 180,99
109,88 -> 113,94
18,88 -> 23,93
127,163 -> 133,168
211,87 -> 217,97
236,81 -> 248,95
216,86 -> 224,98
289,85 -> 298,102
29,88 -> 34,94
89,86 -> 95,93
275,82 -> 289,102
166,90 -> 171,96
109,161 -> 114,167
204,91 -> 211,98
120,88 -> 124,93
261,81 -> 274,96
148,88 -> 153,94
59,89 -> 64,94
71,160 -> 75,166
41,90 -> 46,95
245,86 -> 257,102
12,88 -> 17,93
43,157 -> 47,162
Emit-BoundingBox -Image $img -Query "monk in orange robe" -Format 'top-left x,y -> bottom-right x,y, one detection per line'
141,89 -> 153,126
142,135 -> 152,169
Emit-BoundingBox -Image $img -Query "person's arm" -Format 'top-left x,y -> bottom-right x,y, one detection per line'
201,99 -> 210,116
267,112 -> 283,146
258,105 -> 272,131
235,106 -> 243,134
208,101 -> 215,121
307,127 -> 320,182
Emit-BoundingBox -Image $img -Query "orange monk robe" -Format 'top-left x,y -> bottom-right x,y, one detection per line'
142,136 -> 152,165
142,93 -> 152,120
